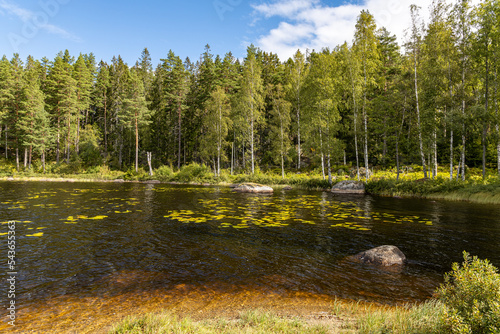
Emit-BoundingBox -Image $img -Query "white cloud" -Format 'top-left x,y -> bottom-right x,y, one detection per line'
0,0 -> 81,43
251,0 -> 481,60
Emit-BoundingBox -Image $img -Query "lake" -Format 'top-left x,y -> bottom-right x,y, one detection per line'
1,181 -> 499,332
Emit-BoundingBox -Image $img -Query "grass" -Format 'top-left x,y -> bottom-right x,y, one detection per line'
108,301 -> 452,334
110,309 -> 331,334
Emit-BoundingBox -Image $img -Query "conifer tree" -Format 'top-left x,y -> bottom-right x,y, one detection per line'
45,56 -> 77,164
20,56 -> 50,170
94,61 -> 111,156
121,69 -> 151,172
0,56 -> 14,159
73,54 -> 93,156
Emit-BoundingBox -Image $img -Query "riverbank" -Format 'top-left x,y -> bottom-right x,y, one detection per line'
3,168 -> 500,205
108,300 -> 447,334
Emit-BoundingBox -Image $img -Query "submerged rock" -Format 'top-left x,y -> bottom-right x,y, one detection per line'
233,183 -> 274,193
143,180 -> 161,184
352,245 -> 406,266
331,180 -> 365,194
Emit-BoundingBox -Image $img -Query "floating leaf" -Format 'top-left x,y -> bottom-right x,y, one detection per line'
26,232 -> 43,237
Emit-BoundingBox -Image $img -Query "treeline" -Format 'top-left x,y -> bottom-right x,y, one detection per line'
1,0 -> 499,182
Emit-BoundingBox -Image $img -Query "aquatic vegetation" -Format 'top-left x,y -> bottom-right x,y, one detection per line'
26,232 -> 43,237
162,193 -> 435,231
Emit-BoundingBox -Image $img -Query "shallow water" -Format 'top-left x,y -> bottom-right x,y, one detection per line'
1,181 -> 499,332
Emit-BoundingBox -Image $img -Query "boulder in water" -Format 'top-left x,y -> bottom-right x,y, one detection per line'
331,181 -> 365,194
233,183 -> 273,193
353,245 -> 406,266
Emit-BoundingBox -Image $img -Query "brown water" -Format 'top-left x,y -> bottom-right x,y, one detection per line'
1,181 -> 500,333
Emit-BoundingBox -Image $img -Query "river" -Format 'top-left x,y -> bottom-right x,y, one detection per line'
1,181 -> 499,332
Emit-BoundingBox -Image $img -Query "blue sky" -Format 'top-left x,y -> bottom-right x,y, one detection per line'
0,0 -> 474,66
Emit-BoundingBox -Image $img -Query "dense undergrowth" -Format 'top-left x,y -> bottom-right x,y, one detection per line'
2,158 -> 500,202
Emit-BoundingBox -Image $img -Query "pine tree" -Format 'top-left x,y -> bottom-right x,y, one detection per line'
121,69 -> 151,172
94,61 -> 111,156
73,54 -> 93,156
20,56 -> 50,171
45,56 -> 77,164
0,56 -> 14,159
109,56 -> 129,168
5,54 -> 25,170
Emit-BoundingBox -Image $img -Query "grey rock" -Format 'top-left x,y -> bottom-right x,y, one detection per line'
331,181 -> 365,194
353,245 -> 406,266
143,180 -> 161,184
233,183 -> 274,193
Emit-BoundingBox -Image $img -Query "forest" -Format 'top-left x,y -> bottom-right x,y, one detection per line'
1,0 -> 499,183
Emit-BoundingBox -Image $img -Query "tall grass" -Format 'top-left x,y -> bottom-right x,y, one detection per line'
110,309 -> 329,334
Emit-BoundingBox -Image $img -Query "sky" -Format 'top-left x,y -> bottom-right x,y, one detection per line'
0,0 -> 481,66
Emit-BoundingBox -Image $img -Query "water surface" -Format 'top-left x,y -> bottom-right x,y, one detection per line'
1,181 -> 499,332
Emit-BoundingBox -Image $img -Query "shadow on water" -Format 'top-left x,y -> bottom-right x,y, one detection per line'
1,181 -> 500,332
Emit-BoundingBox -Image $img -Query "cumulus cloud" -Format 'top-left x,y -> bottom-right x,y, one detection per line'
251,0 -> 481,60
0,0 -> 81,43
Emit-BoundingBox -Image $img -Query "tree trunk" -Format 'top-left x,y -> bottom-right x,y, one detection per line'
231,140 -> 234,176
66,116 -> 71,164
75,113 -> 80,155
415,53 -> 427,178
42,150 -> 46,173
178,101 -> 182,170
320,128 -> 325,180
327,154 -> 332,185
396,137 -> 400,181
450,129 -> 454,180
433,127 -> 437,179
4,126 -> 7,159
362,64 -> 369,179
147,152 -> 153,176
251,101 -> 255,174
56,118 -> 60,163
104,94 -> 108,157
24,147 -> 27,169
483,57 -> 489,180
118,126 -> 123,169
495,69 -> 499,176
297,106 -> 301,170
15,148 -> 19,172
135,116 -> 139,173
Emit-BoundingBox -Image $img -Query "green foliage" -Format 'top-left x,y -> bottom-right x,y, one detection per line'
174,163 -> 214,183
154,165 -> 174,181
123,167 -> 147,181
79,124 -> 103,166
436,252 -> 500,334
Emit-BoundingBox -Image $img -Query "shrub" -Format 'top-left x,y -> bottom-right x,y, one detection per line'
435,252 -> 500,334
154,165 -> 174,181
123,167 -> 147,181
174,163 -> 213,183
